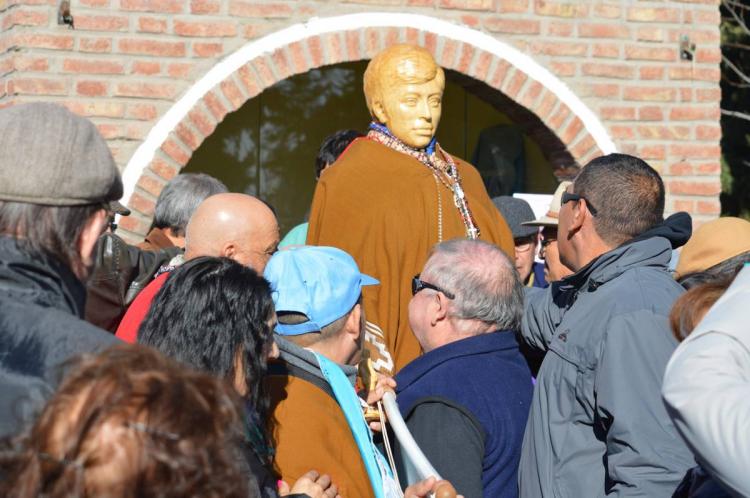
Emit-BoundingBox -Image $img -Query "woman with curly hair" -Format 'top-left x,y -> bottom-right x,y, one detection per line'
0,344 -> 257,498
137,256 -> 336,498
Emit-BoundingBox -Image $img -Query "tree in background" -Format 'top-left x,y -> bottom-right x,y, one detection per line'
721,0 -> 750,219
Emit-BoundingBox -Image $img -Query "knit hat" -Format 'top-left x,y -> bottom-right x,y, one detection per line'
675,217 -> 750,278
522,181 -> 572,227
0,102 -> 123,206
492,196 -> 538,238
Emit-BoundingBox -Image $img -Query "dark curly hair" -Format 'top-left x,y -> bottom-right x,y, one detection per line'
137,257 -> 275,448
0,344 -> 254,498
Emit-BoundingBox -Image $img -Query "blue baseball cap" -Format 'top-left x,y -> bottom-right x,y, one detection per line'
263,246 -> 379,336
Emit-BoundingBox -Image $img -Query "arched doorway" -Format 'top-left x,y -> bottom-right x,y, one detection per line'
183,61 -> 563,236
119,13 -> 616,239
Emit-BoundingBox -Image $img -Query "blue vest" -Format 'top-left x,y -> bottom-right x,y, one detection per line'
395,332 -> 533,498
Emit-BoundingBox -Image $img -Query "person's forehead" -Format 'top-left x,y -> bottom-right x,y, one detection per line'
386,78 -> 443,95
541,226 -> 558,236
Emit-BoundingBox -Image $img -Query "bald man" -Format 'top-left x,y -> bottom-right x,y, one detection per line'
115,193 -> 279,343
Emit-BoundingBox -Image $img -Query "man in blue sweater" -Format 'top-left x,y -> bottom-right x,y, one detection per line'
395,239 -> 533,498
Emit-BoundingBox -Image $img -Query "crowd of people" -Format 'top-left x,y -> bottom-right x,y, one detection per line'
1,71 -> 750,498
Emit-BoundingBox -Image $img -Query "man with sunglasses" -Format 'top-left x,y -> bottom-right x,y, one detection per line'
518,153 -> 694,498
521,182 -> 574,284
395,239 -> 533,498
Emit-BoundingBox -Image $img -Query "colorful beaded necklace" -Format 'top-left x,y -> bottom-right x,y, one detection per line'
367,122 -> 480,240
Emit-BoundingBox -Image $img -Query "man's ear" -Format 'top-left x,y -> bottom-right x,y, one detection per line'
568,200 -> 586,234
221,242 -> 237,259
372,100 -> 388,125
430,293 -> 449,326
345,303 -> 363,340
77,209 -> 108,272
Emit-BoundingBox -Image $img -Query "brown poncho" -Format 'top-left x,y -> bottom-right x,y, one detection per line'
307,138 -> 513,373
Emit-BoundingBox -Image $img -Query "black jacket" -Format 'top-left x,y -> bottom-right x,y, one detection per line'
0,236 -> 119,437
85,232 -> 180,332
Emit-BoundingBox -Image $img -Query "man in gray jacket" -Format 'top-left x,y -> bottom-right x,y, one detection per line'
518,153 -> 694,497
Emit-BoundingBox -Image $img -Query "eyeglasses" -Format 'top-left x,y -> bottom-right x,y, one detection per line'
540,237 -> 557,249
561,191 -> 598,216
411,274 -> 455,300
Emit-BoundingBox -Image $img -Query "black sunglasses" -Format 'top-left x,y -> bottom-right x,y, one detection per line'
561,191 -> 598,216
540,237 -> 556,249
411,274 -> 455,300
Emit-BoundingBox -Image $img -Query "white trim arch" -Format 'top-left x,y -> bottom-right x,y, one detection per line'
121,12 -> 617,204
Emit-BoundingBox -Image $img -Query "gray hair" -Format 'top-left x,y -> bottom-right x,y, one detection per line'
423,239 -> 524,332
152,174 -> 228,236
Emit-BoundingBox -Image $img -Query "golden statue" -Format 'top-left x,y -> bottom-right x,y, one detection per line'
307,44 -> 513,373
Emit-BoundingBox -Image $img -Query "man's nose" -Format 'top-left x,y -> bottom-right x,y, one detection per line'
417,99 -> 432,121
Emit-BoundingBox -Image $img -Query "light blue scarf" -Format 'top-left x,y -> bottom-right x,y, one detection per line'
312,352 -> 398,498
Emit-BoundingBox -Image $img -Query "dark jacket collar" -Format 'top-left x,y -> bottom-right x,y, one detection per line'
396,331 -> 518,393
0,235 -> 86,317
560,212 -> 691,292
143,227 -> 177,250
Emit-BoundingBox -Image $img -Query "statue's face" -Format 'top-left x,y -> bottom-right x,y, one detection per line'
374,77 -> 443,149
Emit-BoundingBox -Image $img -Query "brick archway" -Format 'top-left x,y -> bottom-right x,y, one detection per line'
119,12 -> 616,238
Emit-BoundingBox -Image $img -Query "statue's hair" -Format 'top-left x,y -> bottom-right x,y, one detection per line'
363,44 -> 445,118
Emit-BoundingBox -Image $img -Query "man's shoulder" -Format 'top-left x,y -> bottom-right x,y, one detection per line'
599,264 -> 682,315
331,138 -> 402,169
267,368 -> 349,432
268,372 -> 334,404
0,298 -> 118,378
398,337 -> 531,409
558,266 -> 681,352
327,138 -> 435,179
267,358 -> 333,399
115,271 -> 169,342
133,271 -> 169,303
0,295 -> 116,343
137,227 -> 176,251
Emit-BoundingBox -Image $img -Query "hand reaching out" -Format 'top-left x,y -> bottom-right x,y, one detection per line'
404,477 -> 464,498
278,470 -> 341,498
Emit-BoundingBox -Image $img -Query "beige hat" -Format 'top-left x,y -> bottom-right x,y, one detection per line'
675,217 -> 750,278
522,181 -> 572,227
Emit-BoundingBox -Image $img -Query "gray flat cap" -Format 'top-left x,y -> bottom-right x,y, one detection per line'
0,102 -> 122,206
492,196 -> 538,239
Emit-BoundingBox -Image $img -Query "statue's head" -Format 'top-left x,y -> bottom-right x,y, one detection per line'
364,44 -> 445,149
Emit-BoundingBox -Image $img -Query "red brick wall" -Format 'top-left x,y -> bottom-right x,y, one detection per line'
0,0 -> 722,239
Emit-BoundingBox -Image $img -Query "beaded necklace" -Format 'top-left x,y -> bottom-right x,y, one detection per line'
367,122 -> 480,240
